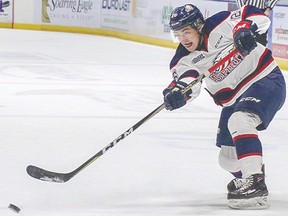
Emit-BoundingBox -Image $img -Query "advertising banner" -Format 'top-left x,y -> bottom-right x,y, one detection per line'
130,0 -> 172,40
271,6 -> 288,59
0,0 -> 13,24
100,0 -> 131,31
41,0 -> 100,27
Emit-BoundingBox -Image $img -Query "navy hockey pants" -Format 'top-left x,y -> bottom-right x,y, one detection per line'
216,67 -> 286,147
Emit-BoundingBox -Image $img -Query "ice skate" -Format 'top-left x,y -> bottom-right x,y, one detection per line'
227,173 -> 269,210
227,164 -> 265,193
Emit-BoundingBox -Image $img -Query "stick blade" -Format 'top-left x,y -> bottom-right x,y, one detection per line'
26,165 -> 71,183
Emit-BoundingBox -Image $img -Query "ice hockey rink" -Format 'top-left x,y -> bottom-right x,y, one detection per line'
0,28 -> 287,215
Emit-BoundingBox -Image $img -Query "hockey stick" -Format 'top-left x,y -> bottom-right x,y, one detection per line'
26,74 -> 204,183
26,48 -> 242,183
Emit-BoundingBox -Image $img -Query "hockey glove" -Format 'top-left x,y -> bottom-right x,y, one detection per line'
233,20 -> 258,56
163,81 -> 192,111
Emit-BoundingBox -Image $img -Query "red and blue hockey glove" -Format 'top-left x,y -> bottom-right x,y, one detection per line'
233,20 -> 258,56
163,81 -> 192,111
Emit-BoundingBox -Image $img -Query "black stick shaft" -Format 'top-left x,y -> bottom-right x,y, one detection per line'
26,76 -> 204,183
71,103 -> 165,177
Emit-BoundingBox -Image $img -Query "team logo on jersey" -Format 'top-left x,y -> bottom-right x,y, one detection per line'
209,48 -> 244,82
192,53 -> 205,64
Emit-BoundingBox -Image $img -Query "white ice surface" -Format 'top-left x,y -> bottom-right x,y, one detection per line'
0,29 -> 287,216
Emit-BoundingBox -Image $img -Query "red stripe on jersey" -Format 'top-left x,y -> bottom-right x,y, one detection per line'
209,49 -> 240,73
242,5 -> 247,20
233,134 -> 258,142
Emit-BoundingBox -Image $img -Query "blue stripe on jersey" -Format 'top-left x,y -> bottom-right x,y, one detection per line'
170,43 -> 190,69
179,70 -> 200,80
204,11 -> 231,37
242,5 -> 265,20
212,49 -> 273,105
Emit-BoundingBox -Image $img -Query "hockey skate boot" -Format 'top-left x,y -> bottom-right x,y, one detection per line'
227,177 -> 245,193
227,173 -> 269,209
227,164 -> 265,193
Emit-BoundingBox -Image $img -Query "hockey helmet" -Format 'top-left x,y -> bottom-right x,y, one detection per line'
169,4 -> 204,31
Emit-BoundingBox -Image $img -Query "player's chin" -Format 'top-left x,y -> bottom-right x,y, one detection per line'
186,45 -> 196,52
182,42 -> 194,51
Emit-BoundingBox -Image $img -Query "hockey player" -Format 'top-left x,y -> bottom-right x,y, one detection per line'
163,4 -> 286,209
235,0 -> 279,46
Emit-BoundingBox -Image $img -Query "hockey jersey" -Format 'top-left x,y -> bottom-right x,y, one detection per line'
169,5 -> 278,107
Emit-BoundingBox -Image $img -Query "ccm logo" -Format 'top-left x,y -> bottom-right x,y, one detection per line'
239,97 -> 261,103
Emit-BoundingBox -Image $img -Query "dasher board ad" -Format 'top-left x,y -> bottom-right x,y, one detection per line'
41,0 -> 100,27
272,6 -> 288,59
0,0 -> 13,23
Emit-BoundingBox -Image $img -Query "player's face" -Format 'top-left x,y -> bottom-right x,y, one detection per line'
173,26 -> 200,52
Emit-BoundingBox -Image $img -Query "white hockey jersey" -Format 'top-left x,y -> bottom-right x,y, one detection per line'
169,5 -> 278,107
